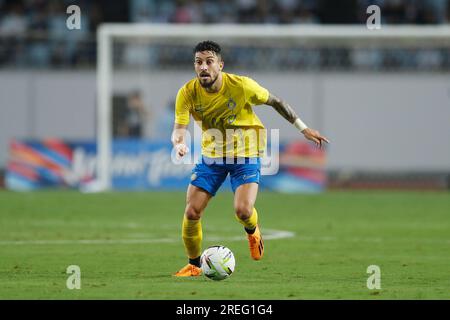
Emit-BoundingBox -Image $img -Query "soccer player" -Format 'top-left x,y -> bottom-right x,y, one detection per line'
173,41 -> 329,276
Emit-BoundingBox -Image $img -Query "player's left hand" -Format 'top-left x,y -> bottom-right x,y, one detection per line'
301,128 -> 330,149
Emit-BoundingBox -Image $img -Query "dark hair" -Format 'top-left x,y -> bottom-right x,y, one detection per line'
193,40 -> 222,58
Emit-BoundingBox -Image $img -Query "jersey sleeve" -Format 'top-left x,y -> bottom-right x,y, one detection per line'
174,87 -> 191,125
242,76 -> 270,106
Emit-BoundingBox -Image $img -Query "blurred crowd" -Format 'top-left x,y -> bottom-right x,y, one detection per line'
0,0 -> 449,69
132,0 -> 449,24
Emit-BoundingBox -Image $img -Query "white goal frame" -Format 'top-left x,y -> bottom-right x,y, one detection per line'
97,23 -> 450,190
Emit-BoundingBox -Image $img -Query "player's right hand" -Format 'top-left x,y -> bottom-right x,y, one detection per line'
175,143 -> 189,158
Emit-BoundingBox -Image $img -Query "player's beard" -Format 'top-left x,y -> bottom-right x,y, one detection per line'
198,74 -> 218,88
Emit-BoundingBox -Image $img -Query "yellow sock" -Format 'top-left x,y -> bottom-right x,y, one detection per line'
182,215 -> 202,259
235,207 -> 258,230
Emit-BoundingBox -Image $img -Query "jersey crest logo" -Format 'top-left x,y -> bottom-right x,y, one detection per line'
227,98 -> 237,110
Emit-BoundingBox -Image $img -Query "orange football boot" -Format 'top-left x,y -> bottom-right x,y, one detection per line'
247,225 -> 264,260
173,264 -> 202,277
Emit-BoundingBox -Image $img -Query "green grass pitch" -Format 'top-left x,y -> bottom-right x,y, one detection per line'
0,190 -> 449,299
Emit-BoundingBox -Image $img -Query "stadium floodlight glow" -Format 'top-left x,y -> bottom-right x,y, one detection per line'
96,24 -> 450,190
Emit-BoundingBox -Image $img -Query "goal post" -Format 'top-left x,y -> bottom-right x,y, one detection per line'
96,23 -> 450,190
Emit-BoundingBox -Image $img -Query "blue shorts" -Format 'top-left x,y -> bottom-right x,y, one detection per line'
190,157 -> 261,196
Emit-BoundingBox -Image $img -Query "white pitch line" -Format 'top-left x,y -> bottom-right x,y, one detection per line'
0,229 -> 295,246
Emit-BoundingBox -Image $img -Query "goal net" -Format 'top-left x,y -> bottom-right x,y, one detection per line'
96,24 -> 450,191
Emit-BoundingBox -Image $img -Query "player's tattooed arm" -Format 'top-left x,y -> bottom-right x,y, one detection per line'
266,94 -> 298,124
266,93 -> 330,148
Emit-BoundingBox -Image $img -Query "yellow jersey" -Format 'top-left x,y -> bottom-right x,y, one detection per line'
175,72 -> 269,158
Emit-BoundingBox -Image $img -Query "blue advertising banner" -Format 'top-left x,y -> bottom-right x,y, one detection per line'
6,139 -> 326,192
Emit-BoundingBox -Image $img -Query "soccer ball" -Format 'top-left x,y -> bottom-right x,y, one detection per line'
200,245 -> 235,281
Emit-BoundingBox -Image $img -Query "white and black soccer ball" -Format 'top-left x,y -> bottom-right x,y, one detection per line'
200,245 -> 235,281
